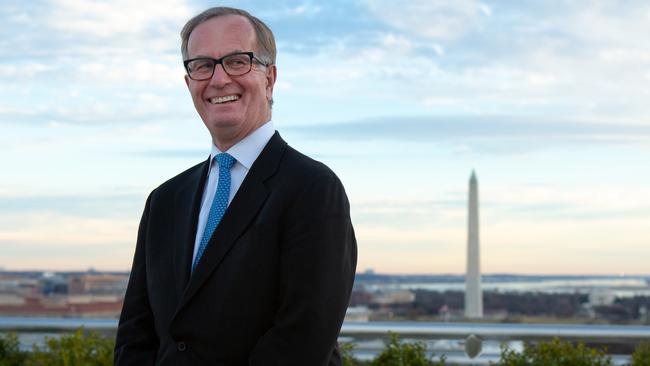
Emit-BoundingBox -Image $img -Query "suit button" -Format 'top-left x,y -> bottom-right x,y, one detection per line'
177,341 -> 187,352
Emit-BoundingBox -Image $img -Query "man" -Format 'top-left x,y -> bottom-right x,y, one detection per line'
114,6 -> 357,366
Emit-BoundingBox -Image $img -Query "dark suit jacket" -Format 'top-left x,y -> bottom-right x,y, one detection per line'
114,132 -> 357,366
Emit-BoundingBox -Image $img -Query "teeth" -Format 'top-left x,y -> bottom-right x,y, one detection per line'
210,95 -> 239,104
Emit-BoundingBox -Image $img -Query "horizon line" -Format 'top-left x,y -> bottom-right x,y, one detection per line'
1,268 -> 648,277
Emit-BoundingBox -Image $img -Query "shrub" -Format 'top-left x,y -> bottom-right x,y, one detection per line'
371,332 -> 445,366
631,342 -> 650,366
497,338 -> 612,366
26,329 -> 114,366
341,342 -> 366,366
0,332 -> 27,366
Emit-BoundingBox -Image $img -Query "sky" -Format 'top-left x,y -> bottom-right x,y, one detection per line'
1,0 -> 649,275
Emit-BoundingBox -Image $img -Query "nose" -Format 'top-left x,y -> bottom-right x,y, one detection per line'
208,64 -> 232,88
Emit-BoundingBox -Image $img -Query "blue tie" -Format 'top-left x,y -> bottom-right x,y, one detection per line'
193,153 -> 236,272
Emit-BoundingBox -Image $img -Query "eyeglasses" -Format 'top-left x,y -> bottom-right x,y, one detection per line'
183,52 -> 268,81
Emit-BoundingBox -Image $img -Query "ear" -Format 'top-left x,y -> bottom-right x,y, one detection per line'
265,64 -> 277,103
184,74 -> 190,88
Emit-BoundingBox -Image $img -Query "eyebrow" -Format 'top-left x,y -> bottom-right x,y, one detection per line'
188,49 -> 247,59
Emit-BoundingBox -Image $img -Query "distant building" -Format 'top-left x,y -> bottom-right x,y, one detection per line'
0,294 -> 24,306
371,289 -> 416,305
0,293 -> 123,318
40,273 -> 68,295
345,306 -> 371,322
0,277 -> 40,296
68,274 -> 128,295
588,289 -> 616,306
0,272 -> 128,318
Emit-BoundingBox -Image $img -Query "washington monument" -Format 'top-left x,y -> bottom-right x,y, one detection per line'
465,170 -> 483,318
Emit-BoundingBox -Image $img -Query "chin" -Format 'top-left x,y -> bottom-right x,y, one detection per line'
204,116 -> 241,128
205,120 -> 242,137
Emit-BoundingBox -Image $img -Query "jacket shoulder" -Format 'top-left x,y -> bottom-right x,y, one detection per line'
281,145 -> 337,181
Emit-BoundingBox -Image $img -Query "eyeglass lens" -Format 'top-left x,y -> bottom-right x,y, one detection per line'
186,54 -> 252,80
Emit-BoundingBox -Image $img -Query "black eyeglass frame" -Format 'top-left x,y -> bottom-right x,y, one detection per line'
183,52 -> 269,81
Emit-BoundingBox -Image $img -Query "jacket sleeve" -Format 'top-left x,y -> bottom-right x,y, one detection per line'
114,192 -> 159,366
249,172 -> 357,366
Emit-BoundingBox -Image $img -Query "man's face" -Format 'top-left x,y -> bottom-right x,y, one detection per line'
185,15 -> 276,150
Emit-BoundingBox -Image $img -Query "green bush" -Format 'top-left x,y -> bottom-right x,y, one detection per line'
631,342 -> 650,366
0,333 -> 27,366
370,333 -> 445,366
497,338 -> 613,366
25,329 -> 114,366
341,342 -> 368,366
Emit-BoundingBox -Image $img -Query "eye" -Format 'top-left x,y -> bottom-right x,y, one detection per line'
190,59 -> 213,72
224,55 -> 250,69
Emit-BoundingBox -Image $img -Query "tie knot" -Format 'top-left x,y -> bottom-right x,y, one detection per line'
215,153 -> 235,169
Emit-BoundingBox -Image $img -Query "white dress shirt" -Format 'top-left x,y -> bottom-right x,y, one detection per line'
192,121 -> 275,264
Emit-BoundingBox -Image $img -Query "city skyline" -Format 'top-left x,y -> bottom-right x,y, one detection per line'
1,1 -> 649,275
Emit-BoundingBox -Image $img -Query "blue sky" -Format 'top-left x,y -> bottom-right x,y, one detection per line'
1,0 -> 649,274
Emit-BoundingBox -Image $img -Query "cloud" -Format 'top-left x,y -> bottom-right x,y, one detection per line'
0,191 -> 144,270
135,148 -> 207,159
352,184 -> 650,227
287,115 -> 650,147
0,63 -> 53,78
0,238 -> 134,271
353,198 -> 463,229
76,59 -> 185,87
259,2 -> 322,18
0,0 -> 199,129
0,99 -> 193,125
272,1 -> 650,125
2,1 -> 650,274
364,0 -> 489,40
0,193 -> 143,218
45,0 -> 191,38
6,0 -> 649,130
2,0 -> 192,60
0,70 -> 195,125
484,185 -> 650,222
0,212 -> 136,247
352,185 -> 650,275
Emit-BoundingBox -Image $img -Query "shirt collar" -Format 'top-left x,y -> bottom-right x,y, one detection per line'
209,120 -> 275,170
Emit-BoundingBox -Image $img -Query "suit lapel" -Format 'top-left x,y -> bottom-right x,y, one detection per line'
174,132 -> 287,315
173,158 -> 210,299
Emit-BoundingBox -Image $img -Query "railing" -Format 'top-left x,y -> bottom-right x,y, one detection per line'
340,321 -> 650,365
0,317 -> 117,332
2,317 -> 650,365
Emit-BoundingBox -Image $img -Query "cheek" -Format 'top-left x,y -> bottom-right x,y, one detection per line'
189,83 -> 204,99
191,92 -> 203,109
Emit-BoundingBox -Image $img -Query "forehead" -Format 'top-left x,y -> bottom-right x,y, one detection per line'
187,15 -> 257,57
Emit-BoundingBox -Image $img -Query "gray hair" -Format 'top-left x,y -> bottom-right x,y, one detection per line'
180,7 -> 276,66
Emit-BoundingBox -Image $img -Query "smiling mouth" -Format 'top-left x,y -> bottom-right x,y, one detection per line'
209,95 -> 240,104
